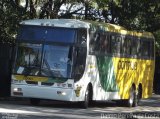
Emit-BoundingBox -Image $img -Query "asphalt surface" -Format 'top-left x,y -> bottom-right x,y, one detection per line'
0,94 -> 160,119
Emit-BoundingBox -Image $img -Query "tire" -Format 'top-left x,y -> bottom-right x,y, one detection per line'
30,98 -> 40,106
115,100 -> 125,107
126,86 -> 137,107
81,86 -> 90,109
137,86 -> 142,104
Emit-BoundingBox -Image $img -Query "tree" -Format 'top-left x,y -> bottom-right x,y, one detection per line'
1,0 -> 160,47
94,0 -> 160,51
0,0 -> 28,43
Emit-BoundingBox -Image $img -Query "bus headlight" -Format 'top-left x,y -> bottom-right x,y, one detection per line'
13,88 -> 22,92
57,91 -> 66,95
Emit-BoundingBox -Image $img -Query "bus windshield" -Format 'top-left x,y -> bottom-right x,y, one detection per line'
42,45 -> 72,78
13,43 -> 73,79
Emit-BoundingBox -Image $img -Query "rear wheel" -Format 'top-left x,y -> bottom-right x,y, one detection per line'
137,85 -> 142,104
115,100 -> 124,107
126,86 -> 137,107
30,98 -> 40,106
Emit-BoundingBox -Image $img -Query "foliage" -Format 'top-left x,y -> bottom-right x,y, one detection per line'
154,30 -> 160,55
94,0 -> 160,32
1,0 -> 160,49
0,0 -> 28,43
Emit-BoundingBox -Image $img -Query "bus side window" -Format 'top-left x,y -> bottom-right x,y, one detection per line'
141,40 -> 150,58
100,34 -> 110,54
150,41 -> 154,59
94,33 -> 101,53
131,39 -> 138,57
89,30 -> 95,54
89,31 -> 100,54
136,38 -> 141,57
111,35 -> 121,55
121,37 -> 131,56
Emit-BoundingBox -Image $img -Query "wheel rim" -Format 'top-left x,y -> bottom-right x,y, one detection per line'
129,88 -> 134,106
83,87 -> 90,108
137,86 -> 142,102
85,89 -> 89,103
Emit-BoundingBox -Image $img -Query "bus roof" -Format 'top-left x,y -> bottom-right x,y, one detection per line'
20,19 -> 90,29
86,20 -> 154,39
20,19 -> 154,39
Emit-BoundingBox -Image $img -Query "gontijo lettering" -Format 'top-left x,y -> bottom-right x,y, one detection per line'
118,60 -> 137,70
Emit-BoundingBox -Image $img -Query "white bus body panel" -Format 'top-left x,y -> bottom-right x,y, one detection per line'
11,84 -> 74,101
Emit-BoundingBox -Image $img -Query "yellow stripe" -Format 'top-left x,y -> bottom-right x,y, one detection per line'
13,75 -> 48,82
88,65 -> 95,69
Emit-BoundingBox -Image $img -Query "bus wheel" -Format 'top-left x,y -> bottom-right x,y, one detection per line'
137,85 -> 142,104
115,100 -> 124,107
82,86 -> 90,109
30,98 -> 40,106
126,86 -> 137,107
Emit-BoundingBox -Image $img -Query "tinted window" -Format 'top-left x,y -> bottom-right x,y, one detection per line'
111,35 -> 121,55
45,28 -> 76,43
89,31 -> 110,55
77,29 -> 87,45
89,32 -> 100,54
18,26 -> 46,41
131,38 -> 140,57
74,47 -> 87,80
150,41 -> 154,58
18,25 -> 76,43
141,40 -> 150,57
99,34 -> 110,54
121,37 -> 131,55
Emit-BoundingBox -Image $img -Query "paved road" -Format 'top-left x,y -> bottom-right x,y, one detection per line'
0,94 -> 160,119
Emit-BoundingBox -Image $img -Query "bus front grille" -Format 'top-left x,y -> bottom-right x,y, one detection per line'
41,82 -> 54,86
26,81 -> 38,85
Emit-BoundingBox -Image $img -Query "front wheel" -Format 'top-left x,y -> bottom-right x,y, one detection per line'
81,86 -> 90,109
30,98 -> 40,106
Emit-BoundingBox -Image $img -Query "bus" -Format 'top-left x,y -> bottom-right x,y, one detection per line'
11,19 -> 155,108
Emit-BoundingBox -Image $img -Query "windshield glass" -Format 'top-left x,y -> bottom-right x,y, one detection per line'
13,43 -> 73,78
13,43 -> 42,75
42,45 -> 72,78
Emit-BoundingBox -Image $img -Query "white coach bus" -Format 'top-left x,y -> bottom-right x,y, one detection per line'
11,19 -> 155,108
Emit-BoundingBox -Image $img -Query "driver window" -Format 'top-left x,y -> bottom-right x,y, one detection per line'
74,47 -> 87,80
77,28 -> 87,46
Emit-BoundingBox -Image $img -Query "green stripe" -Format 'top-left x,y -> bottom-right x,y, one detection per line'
97,56 -> 118,92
